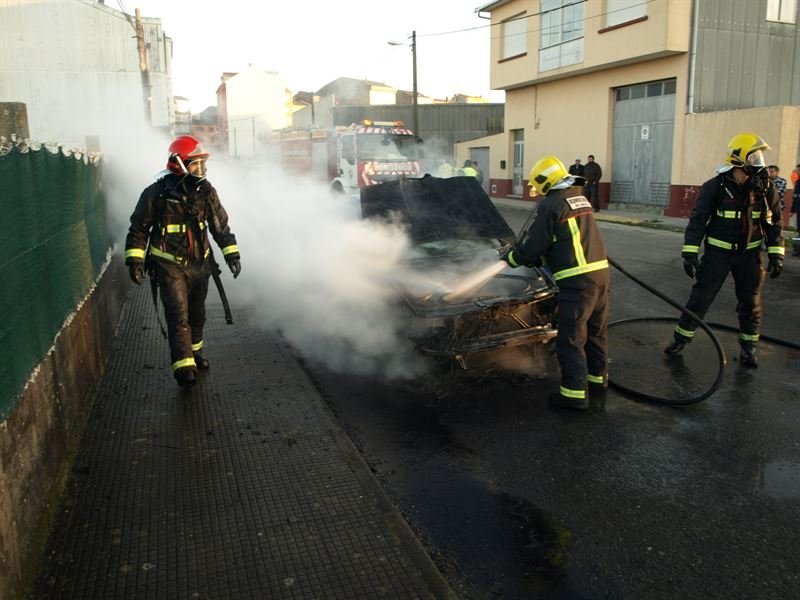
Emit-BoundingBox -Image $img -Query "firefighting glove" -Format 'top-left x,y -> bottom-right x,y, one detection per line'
682,255 -> 699,279
226,256 -> 241,279
500,248 -> 520,268
767,255 -> 783,279
128,263 -> 145,285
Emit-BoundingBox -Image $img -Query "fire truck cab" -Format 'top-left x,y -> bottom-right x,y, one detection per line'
272,120 -> 423,195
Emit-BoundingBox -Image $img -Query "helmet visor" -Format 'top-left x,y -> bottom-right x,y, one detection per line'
746,150 -> 765,169
186,158 -> 207,179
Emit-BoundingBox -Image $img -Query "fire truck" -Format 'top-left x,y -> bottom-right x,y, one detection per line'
270,120 -> 423,194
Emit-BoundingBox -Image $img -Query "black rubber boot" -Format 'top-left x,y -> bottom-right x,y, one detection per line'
194,354 -> 210,370
175,367 -> 197,390
548,391 -> 589,411
663,338 -> 687,357
588,381 -> 608,398
739,346 -> 758,368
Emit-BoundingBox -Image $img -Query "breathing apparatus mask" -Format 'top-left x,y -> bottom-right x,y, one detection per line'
744,149 -> 766,175
171,154 -> 208,182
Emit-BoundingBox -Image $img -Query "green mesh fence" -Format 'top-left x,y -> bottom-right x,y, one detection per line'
0,146 -> 111,419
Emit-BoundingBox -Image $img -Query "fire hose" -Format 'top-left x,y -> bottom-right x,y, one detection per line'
608,255 -> 800,405
511,209 -> 800,406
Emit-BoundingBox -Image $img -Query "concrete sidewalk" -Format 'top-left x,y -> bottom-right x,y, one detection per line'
30,284 -> 455,599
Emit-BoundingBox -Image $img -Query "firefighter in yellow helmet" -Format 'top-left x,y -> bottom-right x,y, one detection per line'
501,156 -> 610,410
125,135 -> 242,390
664,133 -> 784,367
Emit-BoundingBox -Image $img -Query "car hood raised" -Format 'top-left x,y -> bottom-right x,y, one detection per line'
360,175 -> 517,247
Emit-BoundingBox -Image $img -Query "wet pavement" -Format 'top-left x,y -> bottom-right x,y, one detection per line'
307,209 -> 800,599
28,200 -> 800,599
29,284 -> 454,599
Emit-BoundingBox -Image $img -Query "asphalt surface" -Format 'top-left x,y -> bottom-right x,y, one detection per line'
307,205 -> 800,599
28,199 -> 800,600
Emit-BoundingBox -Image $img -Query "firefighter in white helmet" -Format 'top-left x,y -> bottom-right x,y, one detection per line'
501,156 -> 610,410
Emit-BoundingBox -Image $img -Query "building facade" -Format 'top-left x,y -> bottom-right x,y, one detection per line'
0,0 -> 174,149
461,0 -> 800,216
220,67 -> 294,158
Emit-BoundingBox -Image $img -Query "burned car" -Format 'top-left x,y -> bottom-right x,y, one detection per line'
360,175 -> 559,370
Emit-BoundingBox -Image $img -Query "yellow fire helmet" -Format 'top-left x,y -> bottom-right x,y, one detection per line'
724,132 -> 770,169
528,155 -> 569,195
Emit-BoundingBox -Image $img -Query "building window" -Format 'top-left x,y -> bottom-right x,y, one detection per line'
767,0 -> 797,23
502,13 -> 527,59
615,78 -> 676,102
606,0 -> 647,28
539,0 -> 584,72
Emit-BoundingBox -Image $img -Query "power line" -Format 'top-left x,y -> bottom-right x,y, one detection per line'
113,0 -> 137,33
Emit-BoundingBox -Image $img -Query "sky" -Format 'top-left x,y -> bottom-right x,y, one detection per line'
127,0 -> 504,112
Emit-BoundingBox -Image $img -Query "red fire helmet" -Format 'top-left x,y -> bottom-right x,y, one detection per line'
166,135 -> 209,174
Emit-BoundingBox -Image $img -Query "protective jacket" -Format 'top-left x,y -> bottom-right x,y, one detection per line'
124,173 -> 239,378
509,186 -> 609,287
672,171 -> 783,349
125,173 -> 239,267
681,172 -> 783,259
507,184 -> 609,403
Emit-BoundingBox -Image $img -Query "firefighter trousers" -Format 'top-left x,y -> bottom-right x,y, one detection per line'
676,248 -> 763,347
556,281 -> 609,399
154,260 -> 210,372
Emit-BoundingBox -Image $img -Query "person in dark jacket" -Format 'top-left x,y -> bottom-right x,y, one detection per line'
583,154 -> 603,211
125,135 -> 241,389
502,156 -> 609,411
663,132 -> 783,368
568,158 -> 585,177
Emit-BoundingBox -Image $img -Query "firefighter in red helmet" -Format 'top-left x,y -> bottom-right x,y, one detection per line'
125,135 -> 241,390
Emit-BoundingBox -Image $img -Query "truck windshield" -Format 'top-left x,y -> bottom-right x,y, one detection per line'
357,133 -> 419,161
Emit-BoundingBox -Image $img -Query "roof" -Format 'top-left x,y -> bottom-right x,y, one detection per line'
476,0 -> 513,12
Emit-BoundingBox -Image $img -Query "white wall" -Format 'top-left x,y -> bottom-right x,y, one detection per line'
0,0 -> 173,148
225,67 -> 293,157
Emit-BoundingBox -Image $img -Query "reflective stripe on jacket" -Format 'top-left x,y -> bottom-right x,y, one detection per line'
512,186 -> 609,286
682,173 -> 784,257
125,174 -> 239,266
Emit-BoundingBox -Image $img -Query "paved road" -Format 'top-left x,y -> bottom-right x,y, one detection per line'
306,209 -> 800,600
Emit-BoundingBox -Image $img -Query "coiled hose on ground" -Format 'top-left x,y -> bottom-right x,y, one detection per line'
608,256 -> 800,405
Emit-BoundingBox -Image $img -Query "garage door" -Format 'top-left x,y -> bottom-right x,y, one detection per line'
611,79 -> 675,207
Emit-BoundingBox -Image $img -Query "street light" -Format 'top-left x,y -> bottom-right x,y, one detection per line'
388,30 -> 418,138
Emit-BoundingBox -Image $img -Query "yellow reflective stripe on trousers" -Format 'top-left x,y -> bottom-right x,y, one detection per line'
191,340 -> 204,352
682,245 -> 699,254
715,210 -> 740,218
222,245 -> 239,256
166,224 -> 186,233
587,374 -> 605,384
125,248 -> 146,260
567,217 -> 587,266
560,386 -> 586,399
675,325 -> 695,338
768,246 -> 785,256
172,357 -> 197,371
553,259 -> 609,281
739,333 -> 759,342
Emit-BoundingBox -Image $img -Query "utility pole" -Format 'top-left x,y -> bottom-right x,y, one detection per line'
412,30 -> 419,139
134,9 -> 152,124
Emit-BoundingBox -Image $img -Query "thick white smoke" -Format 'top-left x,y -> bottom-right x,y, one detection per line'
208,160 -> 430,378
